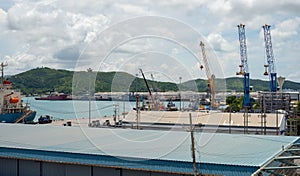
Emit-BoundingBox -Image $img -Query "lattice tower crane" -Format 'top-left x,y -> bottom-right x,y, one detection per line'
262,24 -> 277,92
199,41 -> 217,109
236,24 -> 251,108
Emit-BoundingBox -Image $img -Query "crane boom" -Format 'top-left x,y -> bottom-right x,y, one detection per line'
237,24 -> 248,74
199,41 -> 217,109
200,42 -> 211,79
139,69 -> 157,110
237,24 -> 251,108
262,24 -> 277,92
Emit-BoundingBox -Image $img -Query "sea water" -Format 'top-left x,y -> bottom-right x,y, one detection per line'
23,97 -> 136,121
23,97 -> 187,121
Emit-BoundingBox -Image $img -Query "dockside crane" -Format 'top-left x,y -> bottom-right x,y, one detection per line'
139,68 -> 157,110
236,24 -> 251,108
199,41 -> 217,109
262,24 -> 277,92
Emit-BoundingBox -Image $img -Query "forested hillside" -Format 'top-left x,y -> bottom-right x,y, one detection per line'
8,67 -> 300,95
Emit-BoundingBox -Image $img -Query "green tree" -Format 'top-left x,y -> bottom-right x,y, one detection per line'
225,95 -> 243,112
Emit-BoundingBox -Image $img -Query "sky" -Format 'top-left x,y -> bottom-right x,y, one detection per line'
0,0 -> 299,84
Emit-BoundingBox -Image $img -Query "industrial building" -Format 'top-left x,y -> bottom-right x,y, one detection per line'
258,92 -> 292,113
123,110 -> 287,135
0,124 -> 299,176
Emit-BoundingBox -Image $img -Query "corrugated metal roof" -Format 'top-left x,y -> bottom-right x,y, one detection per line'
0,123 -> 298,175
0,147 -> 258,176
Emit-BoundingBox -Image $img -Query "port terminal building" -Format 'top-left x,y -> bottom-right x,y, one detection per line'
0,124 -> 299,176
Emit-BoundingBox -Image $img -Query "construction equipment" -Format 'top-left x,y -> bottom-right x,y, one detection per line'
139,68 -> 157,110
199,41 -> 217,109
236,24 -> 251,108
262,24 -> 277,92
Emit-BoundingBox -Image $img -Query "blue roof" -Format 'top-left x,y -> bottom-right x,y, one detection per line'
0,147 -> 258,176
0,124 -> 298,176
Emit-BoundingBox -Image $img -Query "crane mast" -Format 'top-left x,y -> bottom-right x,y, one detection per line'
199,41 -> 216,109
236,24 -> 251,108
262,24 -> 277,92
139,69 -> 157,110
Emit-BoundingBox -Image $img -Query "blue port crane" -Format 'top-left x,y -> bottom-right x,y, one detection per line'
262,24 -> 277,92
236,24 -> 251,108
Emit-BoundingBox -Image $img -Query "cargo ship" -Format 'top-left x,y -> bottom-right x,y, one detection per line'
0,63 -> 36,123
35,92 -> 72,100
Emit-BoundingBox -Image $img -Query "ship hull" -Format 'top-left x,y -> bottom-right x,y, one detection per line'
35,97 -> 72,100
0,111 -> 36,123
35,95 -> 72,100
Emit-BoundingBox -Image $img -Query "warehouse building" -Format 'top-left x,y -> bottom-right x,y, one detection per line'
123,110 -> 286,135
0,124 -> 299,176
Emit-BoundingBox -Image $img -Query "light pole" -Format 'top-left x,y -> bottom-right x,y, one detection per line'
179,76 -> 182,111
135,73 -> 138,93
87,68 -> 92,127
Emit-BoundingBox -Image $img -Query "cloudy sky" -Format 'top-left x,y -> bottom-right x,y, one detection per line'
0,0 -> 299,84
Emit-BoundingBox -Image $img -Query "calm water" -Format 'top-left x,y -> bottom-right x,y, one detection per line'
23,97 -> 187,121
23,97 -> 135,121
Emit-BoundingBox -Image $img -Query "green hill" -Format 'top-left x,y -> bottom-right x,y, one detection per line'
9,67 -> 180,95
225,77 -> 300,92
8,67 -> 300,95
10,67 -> 74,95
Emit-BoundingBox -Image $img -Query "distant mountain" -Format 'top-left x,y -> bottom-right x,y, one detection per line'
9,67 -> 300,95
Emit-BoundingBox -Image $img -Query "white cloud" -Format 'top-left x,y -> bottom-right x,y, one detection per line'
0,8 -> 7,30
114,3 -> 150,15
206,33 -> 234,52
0,0 -> 298,83
2,1 -> 110,72
0,8 -> 6,20
207,0 -> 232,15
272,17 -> 300,42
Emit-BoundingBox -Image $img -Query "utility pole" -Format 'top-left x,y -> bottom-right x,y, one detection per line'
229,106 -> 232,134
179,76 -> 182,111
113,104 -> 119,126
135,73 -> 138,93
189,113 -> 199,176
87,68 -> 92,127
123,101 -> 125,119
136,95 -> 140,129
